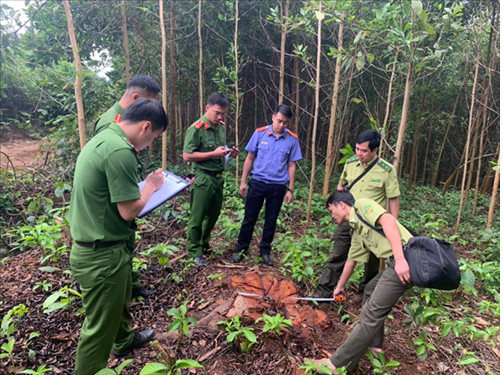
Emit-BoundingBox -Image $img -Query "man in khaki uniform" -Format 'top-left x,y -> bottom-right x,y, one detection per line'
310,190 -> 413,373
316,130 -> 400,298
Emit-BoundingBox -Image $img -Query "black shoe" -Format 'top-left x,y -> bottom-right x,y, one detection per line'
194,256 -> 209,266
261,254 -> 273,267
132,287 -> 156,299
113,329 -> 155,357
230,252 -> 245,263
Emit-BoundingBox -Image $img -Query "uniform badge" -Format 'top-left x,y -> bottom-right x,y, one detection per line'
363,204 -> 375,215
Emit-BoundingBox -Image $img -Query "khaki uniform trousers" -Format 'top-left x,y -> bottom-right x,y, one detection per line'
330,260 -> 413,373
187,173 -> 224,258
71,242 -> 134,375
316,221 -> 379,298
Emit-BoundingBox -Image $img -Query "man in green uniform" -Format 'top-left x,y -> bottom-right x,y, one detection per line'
309,190 -> 413,373
183,92 -> 239,266
92,74 -> 160,299
69,99 -> 168,375
316,130 -> 400,298
92,74 -> 160,136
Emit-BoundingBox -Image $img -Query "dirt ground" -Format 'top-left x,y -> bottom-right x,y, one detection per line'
0,139 -> 499,374
0,138 -> 51,171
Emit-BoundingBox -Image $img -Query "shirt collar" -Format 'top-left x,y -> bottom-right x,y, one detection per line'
356,154 -> 378,168
110,123 -> 139,154
266,125 -> 287,138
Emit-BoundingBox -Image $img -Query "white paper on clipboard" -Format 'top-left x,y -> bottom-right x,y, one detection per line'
137,171 -> 190,218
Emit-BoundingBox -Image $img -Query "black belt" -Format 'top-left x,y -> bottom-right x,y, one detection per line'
197,168 -> 223,178
75,240 -> 124,249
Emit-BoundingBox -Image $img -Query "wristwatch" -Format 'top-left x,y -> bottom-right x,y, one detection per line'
287,187 -> 293,193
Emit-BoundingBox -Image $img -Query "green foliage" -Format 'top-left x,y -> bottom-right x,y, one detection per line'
299,360 -> 346,375
32,279 -> 53,293
167,302 -> 197,337
255,313 -> 292,335
95,359 -> 134,375
1,303 -> 29,338
18,365 -> 52,375
141,243 -> 180,269
366,350 -> 401,374
411,330 -> 437,361
0,338 -> 15,361
42,286 -> 82,314
218,316 -> 257,354
139,360 -> 203,375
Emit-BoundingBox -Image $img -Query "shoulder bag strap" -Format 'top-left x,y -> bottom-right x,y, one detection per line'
347,157 -> 380,191
355,211 -> 386,238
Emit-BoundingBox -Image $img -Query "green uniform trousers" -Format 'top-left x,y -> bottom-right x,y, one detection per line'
187,173 -> 224,258
315,221 -> 380,298
70,242 -> 134,375
330,260 -> 413,372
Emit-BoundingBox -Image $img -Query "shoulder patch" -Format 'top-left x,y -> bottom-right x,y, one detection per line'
347,155 -> 358,163
256,126 -> 268,132
194,121 -> 204,129
287,130 -> 298,138
114,114 -> 122,124
378,160 -> 392,172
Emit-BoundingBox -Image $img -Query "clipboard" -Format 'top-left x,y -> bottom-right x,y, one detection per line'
137,171 -> 190,218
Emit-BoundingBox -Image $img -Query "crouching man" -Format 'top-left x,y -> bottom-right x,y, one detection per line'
309,190 -> 413,373
68,98 -> 168,374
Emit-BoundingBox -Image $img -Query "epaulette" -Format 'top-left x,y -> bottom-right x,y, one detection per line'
114,114 -> 122,124
378,159 -> 392,172
256,126 -> 268,132
346,155 -> 358,163
287,130 -> 298,138
194,121 -> 205,129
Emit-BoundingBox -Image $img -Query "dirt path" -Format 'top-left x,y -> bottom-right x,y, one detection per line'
0,139 -> 50,170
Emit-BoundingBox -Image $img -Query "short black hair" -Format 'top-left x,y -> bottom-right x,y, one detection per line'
122,98 -> 168,132
127,74 -> 161,95
273,104 -> 293,118
207,92 -> 229,108
356,129 -> 381,151
326,189 -> 355,208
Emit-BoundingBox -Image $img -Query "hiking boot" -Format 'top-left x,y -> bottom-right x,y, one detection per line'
132,287 -> 156,299
230,252 -> 245,263
261,254 -> 273,267
194,256 -> 209,267
113,329 -> 155,357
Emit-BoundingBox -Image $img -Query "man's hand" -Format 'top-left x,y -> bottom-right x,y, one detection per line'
394,258 -> 411,285
333,286 -> 345,300
284,190 -> 293,204
145,169 -> 164,191
229,146 -> 239,158
239,182 -> 247,197
213,146 -> 231,158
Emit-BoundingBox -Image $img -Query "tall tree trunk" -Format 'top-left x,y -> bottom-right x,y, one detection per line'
159,0 -> 167,170
382,50 -> 399,137
486,148 -> 499,229
322,12 -> 344,196
393,61 -> 413,171
456,24 -> 481,231
198,0 -> 204,115
407,123 -> 420,189
63,0 -> 86,150
421,131 -> 431,183
234,0 -> 240,188
169,0 -> 177,164
306,2 -> 323,223
293,54 -> 300,134
278,0 -> 289,104
121,0 -> 130,84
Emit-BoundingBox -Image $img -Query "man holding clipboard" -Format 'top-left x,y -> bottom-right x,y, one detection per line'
68,99 -> 167,374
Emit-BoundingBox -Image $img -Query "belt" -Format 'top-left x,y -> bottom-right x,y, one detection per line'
197,168 -> 223,178
75,240 -> 124,249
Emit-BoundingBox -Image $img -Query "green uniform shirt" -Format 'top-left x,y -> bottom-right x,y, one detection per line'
92,102 -> 125,137
348,198 -> 413,263
69,123 -> 141,242
339,155 -> 400,208
183,115 -> 226,172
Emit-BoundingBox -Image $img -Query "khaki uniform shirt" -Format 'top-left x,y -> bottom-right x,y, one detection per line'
183,115 -> 226,172
69,123 -> 141,242
339,155 -> 399,209
348,198 -> 413,263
